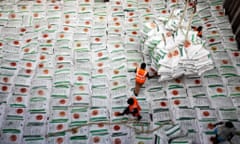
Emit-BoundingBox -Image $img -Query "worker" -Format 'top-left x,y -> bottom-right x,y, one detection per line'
134,63 -> 155,96
191,26 -> 202,38
192,0 -> 197,13
210,121 -> 238,144
116,97 -> 142,121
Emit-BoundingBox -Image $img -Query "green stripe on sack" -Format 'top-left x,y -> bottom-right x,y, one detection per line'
24,137 -> 44,141
71,108 -> 88,113
2,129 -> 21,133
6,115 -> 23,120
135,136 -> 152,140
10,104 -> 26,108
90,129 -> 108,134
52,106 -> 68,110
51,94 -> 68,98
90,117 -> 108,122
211,94 -> 226,98
165,125 -> 180,136
179,46 -> 183,56
192,94 -> 206,97
112,117 -> 128,122
230,93 -> 240,97
112,75 -> 127,79
208,84 -> 223,87
111,85 -> 126,91
70,136 -> 88,140
47,132 -> 65,137
70,121 -> 88,127
219,108 -> 236,111
50,119 -> 68,123
30,97 -> 46,102
168,85 -> 184,89
222,73 -> 238,77
147,87 -> 162,92
170,141 -> 190,144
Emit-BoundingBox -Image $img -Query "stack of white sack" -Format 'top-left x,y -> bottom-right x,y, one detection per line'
142,10 -> 214,82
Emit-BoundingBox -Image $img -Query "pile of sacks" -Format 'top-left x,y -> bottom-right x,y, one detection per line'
142,9 -> 214,81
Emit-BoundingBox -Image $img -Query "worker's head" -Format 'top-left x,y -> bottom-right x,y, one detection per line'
225,121 -> 234,128
197,26 -> 202,31
140,63 -> 146,69
127,98 -> 134,105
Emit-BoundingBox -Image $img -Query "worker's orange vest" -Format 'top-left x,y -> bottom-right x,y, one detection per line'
136,68 -> 147,84
128,97 -> 141,116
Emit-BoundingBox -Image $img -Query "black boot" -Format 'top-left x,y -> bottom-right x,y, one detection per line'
133,90 -> 138,96
137,115 -> 142,121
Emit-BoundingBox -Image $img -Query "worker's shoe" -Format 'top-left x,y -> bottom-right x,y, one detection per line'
133,90 -> 138,96
137,115 -> 142,121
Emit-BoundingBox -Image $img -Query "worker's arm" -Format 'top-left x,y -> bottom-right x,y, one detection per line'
117,107 -> 130,116
146,72 -> 158,79
119,108 -> 138,115
213,121 -> 224,127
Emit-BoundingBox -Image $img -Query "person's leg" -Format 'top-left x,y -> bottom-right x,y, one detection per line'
131,112 -> 142,121
134,82 -> 142,96
210,136 -> 219,144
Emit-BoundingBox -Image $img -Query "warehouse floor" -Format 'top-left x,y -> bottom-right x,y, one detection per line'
0,0 -> 239,144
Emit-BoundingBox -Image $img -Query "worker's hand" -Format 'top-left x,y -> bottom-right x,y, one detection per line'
115,112 -> 124,116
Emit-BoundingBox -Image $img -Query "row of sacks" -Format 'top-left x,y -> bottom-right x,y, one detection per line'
141,76 -> 240,144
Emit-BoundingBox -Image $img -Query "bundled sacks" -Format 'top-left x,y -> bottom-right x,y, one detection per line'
142,9 -> 214,81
